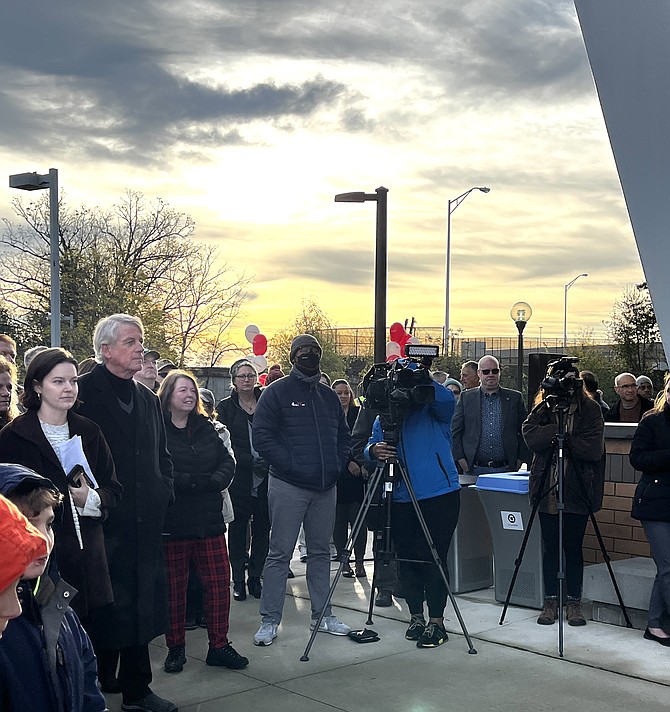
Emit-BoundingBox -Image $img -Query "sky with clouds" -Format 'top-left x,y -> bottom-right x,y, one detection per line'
0,0 -> 645,347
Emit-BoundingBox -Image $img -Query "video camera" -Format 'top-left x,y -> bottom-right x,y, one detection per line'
362,344 -> 439,435
541,356 -> 582,409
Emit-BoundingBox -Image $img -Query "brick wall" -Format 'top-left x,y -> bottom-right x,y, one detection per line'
582,424 -> 650,564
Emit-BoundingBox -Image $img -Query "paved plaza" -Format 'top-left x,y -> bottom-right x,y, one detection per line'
103,555 -> 668,712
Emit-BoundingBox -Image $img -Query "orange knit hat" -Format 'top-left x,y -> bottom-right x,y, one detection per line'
0,494 -> 48,591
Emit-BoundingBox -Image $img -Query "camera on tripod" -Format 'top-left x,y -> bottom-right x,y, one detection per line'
362,344 -> 439,426
541,356 -> 582,410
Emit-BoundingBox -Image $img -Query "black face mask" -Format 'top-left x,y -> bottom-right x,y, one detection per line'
296,351 -> 320,372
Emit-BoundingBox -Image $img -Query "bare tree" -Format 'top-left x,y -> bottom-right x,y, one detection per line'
1,190 -> 248,361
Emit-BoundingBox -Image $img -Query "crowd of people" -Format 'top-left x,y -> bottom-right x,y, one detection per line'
0,324 -> 668,712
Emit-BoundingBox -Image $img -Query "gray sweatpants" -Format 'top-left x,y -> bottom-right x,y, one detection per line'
260,476 -> 337,625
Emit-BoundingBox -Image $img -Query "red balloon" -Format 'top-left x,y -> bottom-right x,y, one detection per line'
398,331 -> 411,347
386,354 -> 400,363
258,373 -> 268,386
252,333 -> 268,356
389,322 -> 405,343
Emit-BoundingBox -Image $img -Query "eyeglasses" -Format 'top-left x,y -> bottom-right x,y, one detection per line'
236,373 -> 256,380
480,368 -> 500,375
617,383 -> 637,389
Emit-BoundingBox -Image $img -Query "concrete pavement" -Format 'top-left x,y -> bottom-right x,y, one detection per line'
104,555 -> 669,712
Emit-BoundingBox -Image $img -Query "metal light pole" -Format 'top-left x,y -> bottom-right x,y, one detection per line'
335,187 -> 388,364
444,186 -> 490,355
9,169 -> 61,347
511,301 -> 532,393
563,273 -> 588,349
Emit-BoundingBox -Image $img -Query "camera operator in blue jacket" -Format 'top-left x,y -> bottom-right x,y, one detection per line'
364,361 -> 460,649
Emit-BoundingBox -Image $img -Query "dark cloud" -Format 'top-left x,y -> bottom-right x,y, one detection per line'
0,1 -> 592,166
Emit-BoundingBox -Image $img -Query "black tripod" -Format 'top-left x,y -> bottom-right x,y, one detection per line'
300,447 -> 477,661
499,400 -> 631,656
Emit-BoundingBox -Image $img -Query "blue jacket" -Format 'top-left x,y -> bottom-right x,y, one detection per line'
252,367 -> 351,492
0,566 -> 106,712
364,382 -> 460,502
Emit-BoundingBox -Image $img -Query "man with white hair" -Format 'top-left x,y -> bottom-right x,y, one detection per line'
77,314 -> 176,712
605,372 -> 653,423
452,354 -> 529,477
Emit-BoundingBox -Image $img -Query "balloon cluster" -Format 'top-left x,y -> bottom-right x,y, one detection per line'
386,322 -> 420,362
244,324 -> 268,372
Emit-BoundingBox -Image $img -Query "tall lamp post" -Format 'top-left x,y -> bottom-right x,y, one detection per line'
563,273 -> 588,349
335,187 -> 388,364
444,186 -> 490,355
9,169 -> 61,347
511,301 -> 532,392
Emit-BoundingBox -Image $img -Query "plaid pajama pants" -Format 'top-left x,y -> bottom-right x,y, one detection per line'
164,534 -> 231,649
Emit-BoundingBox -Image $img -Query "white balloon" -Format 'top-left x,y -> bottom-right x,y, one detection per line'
244,324 -> 260,343
252,354 -> 268,371
407,335 -> 420,345
386,341 -> 401,357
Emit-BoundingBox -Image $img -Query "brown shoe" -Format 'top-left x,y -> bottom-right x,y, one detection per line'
537,598 -> 558,625
566,599 -> 586,626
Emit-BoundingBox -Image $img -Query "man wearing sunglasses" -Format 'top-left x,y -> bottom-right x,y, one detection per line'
452,355 -> 529,479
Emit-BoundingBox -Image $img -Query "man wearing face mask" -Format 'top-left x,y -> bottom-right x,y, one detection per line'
251,334 -> 352,646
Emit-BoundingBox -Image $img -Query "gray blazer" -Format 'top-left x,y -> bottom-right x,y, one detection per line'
451,386 -> 530,472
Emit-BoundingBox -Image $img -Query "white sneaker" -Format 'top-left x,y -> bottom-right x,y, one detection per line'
309,615 -> 351,636
254,621 -> 278,646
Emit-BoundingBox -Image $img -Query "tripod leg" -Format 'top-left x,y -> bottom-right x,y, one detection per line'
300,465 -> 384,661
395,461 -> 477,654
564,438 -> 633,628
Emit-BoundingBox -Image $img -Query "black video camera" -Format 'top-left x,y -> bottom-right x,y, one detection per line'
541,356 -> 582,408
362,344 -> 439,429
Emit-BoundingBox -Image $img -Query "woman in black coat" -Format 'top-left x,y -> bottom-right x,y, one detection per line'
158,369 -> 248,674
216,358 -> 270,601
331,379 -> 366,578
0,348 -> 122,621
629,375 -> 670,647
522,359 -> 604,628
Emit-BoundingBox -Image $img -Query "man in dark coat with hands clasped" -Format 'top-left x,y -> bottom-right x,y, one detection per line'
77,313 -> 176,712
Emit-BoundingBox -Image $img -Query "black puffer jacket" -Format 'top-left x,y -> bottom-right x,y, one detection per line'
630,405 -> 670,522
163,412 -> 236,539
252,367 -> 351,492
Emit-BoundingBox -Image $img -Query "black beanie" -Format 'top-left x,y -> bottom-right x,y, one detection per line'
290,334 -> 322,363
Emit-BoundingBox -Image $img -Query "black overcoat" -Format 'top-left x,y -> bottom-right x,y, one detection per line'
0,409 -> 122,618
216,387 -> 262,505
76,364 -> 174,648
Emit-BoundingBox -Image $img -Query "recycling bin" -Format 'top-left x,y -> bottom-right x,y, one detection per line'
474,473 -> 545,609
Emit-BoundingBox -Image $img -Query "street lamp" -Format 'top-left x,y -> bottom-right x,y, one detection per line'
444,186 -> 490,355
510,301 -> 532,392
563,273 -> 588,349
9,169 -> 61,347
335,187 -> 388,363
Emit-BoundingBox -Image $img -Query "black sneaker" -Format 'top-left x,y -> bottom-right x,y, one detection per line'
206,643 -> 249,669
405,616 -> 426,641
416,622 -> 448,648
164,645 -> 186,673
121,692 -> 178,711
247,577 -> 262,599
195,613 -> 207,629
